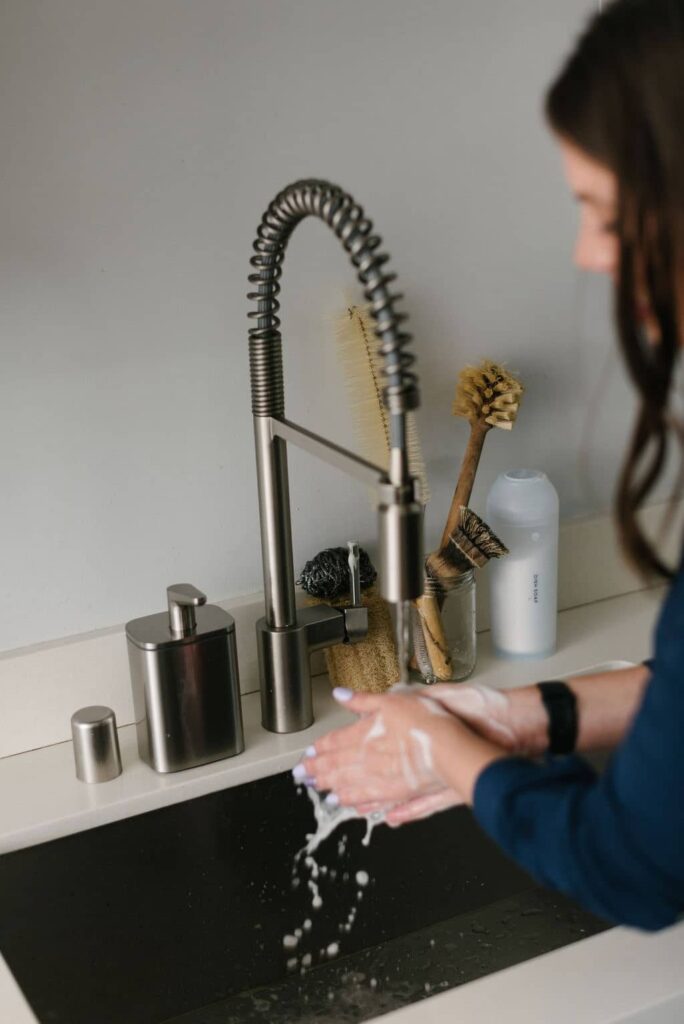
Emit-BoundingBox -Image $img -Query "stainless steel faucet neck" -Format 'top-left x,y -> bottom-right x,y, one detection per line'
248,180 -> 423,732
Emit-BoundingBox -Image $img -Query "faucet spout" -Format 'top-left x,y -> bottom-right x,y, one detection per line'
248,180 -> 423,733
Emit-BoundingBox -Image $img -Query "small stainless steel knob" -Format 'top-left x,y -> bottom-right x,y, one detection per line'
71,706 -> 122,784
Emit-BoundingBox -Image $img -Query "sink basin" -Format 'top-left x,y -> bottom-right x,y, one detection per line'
0,768 -> 608,1024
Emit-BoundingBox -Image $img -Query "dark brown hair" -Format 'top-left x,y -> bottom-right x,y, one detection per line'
546,0 -> 683,580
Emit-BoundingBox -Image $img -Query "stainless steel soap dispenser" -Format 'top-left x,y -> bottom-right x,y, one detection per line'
126,584 -> 244,773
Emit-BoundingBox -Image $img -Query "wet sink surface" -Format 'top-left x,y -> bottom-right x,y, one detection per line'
0,770 -> 608,1024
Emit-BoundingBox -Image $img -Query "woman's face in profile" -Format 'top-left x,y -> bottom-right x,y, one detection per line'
559,137 -> 619,277
558,137 -> 661,344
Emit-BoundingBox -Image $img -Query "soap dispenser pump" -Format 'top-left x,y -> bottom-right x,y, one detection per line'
126,584 -> 244,773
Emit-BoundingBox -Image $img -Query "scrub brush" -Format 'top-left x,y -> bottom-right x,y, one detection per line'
419,361 -> 523,680
416,506 -> 509,680
436,360 -> 523,558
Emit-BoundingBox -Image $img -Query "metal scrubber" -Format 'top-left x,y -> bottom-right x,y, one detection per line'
297,546 -> 377,599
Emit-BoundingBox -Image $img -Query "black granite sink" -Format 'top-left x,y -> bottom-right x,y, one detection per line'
0,770 -> 608,1024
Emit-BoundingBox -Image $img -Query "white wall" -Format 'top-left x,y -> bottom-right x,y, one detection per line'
2,0 -> 657,653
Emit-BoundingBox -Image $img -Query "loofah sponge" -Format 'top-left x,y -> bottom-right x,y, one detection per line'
298,546 -> 399,693
312,586 -> 400,693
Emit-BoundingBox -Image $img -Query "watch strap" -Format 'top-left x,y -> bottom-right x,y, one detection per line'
537,680 -> 578,755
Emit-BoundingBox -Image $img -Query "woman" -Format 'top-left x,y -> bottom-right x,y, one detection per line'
296,0 -> 684,932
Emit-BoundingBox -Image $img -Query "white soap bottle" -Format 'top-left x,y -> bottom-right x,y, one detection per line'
485,469 -> 559,659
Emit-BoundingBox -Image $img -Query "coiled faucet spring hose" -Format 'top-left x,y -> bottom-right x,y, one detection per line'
247,179 -> 420,441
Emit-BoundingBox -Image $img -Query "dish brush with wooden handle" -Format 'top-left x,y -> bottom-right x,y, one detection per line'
436,360 -> 523,555
419,361 -> 523,680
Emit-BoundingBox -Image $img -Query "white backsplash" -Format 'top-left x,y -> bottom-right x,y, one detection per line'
5,0 -> 677,656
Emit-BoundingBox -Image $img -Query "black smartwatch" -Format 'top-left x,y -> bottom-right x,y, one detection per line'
537,681 -> 578,755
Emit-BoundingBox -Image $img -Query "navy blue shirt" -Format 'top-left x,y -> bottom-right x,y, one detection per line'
473,548 -> 684,931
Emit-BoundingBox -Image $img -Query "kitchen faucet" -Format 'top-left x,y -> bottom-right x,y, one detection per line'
248,180 -> 423,733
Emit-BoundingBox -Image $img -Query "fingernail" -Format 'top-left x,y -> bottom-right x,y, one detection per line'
305,744 -> 317,757
333,687 -> 353,702
292,763 -> 307,781
325,792 -> 340,807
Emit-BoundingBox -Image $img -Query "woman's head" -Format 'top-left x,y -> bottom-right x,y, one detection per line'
558,140 -> 662,344
546,0 -> 684,579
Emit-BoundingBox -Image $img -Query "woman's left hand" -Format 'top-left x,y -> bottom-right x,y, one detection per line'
298,687 -> 483,811
298,687 -> 456,808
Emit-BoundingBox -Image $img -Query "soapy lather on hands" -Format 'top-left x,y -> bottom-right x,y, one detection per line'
295,684 -> 511,826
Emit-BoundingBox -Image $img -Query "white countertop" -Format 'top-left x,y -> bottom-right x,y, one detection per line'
1,585 -> 683,1024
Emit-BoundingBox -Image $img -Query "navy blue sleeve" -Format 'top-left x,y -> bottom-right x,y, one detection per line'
473,558 -> 684,932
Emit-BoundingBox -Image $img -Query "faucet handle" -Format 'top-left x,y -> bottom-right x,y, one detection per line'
347,542 -> 362,607
167,583 -> 207,637
343,542 -> 368,643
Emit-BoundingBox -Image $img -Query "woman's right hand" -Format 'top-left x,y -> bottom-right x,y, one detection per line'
419,683 -> 548,757
369,683 -> 548,828
382,667 -> 652,826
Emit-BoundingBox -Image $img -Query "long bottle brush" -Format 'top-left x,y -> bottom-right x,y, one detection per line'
296,302 -> 429,693
334,302 -> 430,502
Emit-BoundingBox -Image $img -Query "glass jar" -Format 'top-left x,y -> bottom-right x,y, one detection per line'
443,569 -> 477,680
413,570 -> 476,683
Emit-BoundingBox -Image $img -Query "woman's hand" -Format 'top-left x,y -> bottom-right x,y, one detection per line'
297,686 -> 507,815
422,683 -> 547,757
378,684 -> 536,827
297,687 -> 464,810
382,788 -> 464,827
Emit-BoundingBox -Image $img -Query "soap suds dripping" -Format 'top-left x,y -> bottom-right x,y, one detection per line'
283,783 -> 381,971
